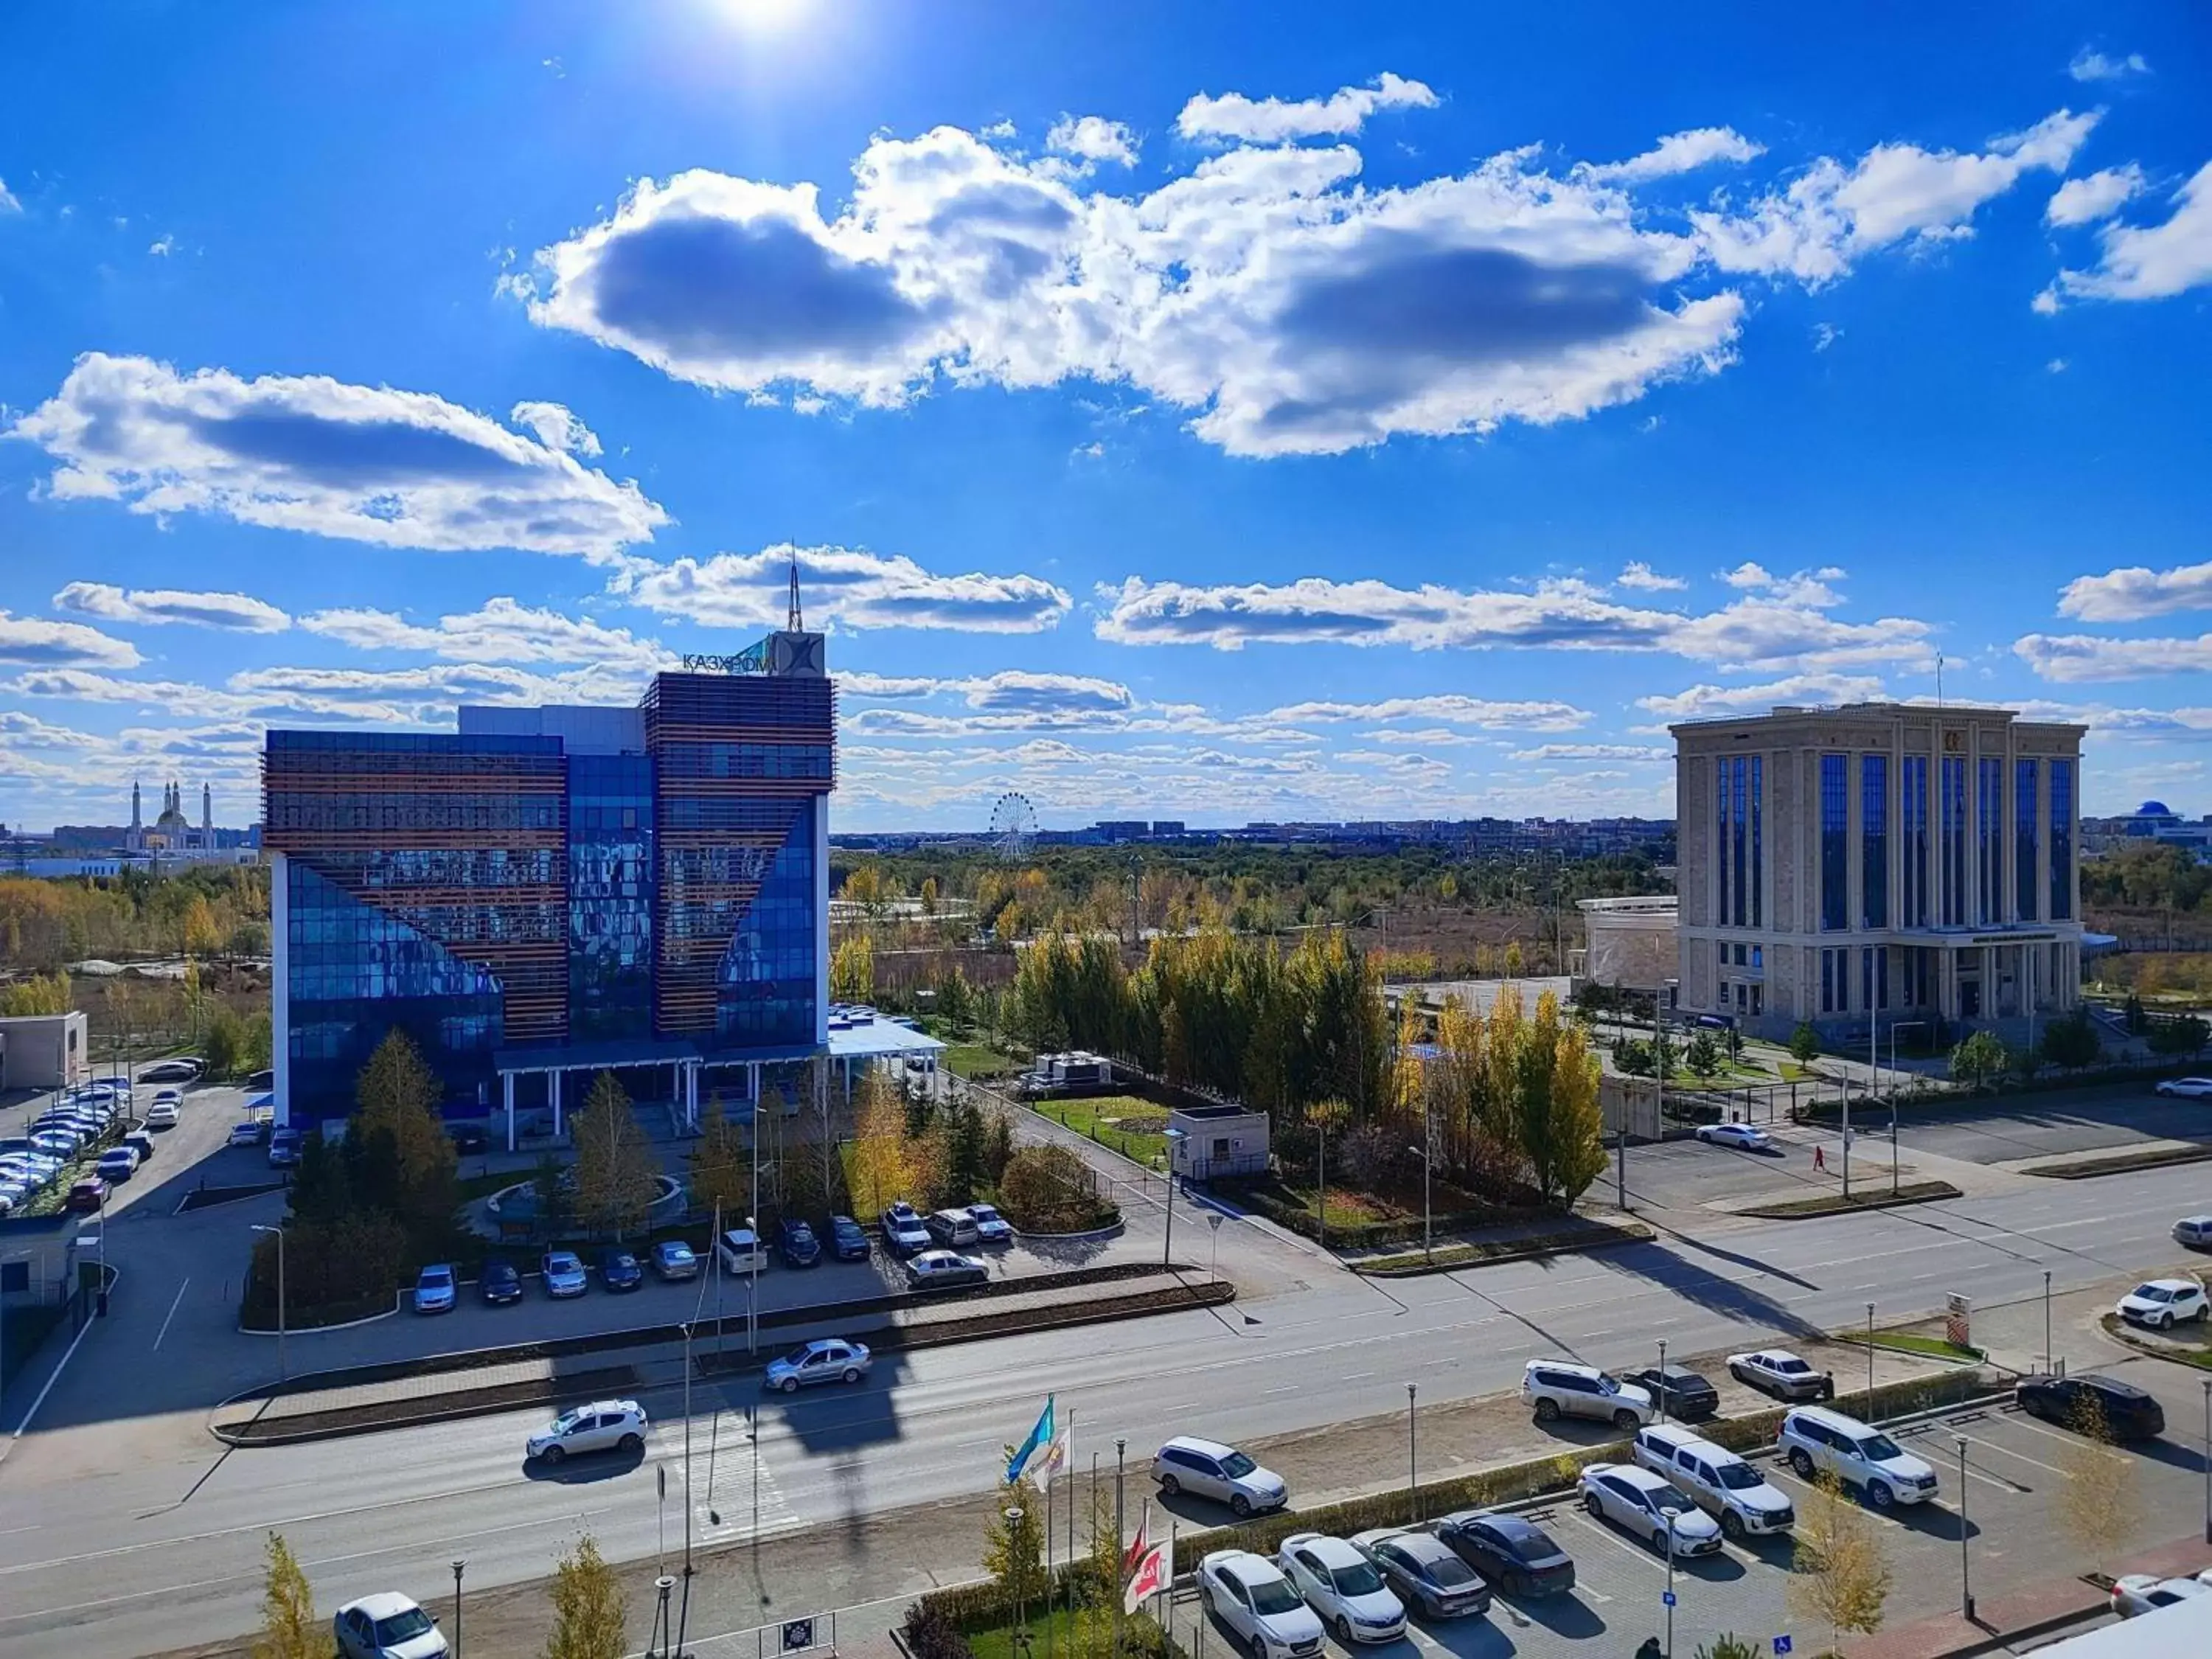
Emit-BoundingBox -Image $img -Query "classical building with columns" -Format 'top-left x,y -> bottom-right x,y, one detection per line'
262,634 -> 835,1142
1672,702 -> 2084,1040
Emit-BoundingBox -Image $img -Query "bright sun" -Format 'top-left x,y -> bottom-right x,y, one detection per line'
717,0 -> 811,31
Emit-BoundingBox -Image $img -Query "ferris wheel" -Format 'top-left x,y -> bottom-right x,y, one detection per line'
990,791 -> 1037,860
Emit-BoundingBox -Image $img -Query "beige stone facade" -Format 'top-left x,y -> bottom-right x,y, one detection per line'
1672,703 -> 2085,1040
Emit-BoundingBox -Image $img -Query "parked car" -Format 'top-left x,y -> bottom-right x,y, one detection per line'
2016,1372 -> 2166,1439
1632,1424 -> 1795,1539
143,1102 -> 180,1130
95,1147 -> 138,1183
333,1591 -> 449,1659
599,1249 -> 644,1292
2176,1216 -> 2212,1251
764,1338 -> 872,1393
652,1239 -> 699,1281
412,1265 -> 457,1315
967,1202 -> 1013,1245
717,1228 -> 771,1274
1276,1533 -> 1408,1645
540,1251 -> 589,1298
2154,1077 -> 2212,1099
2118,1278 -> 2210,1329
229,1119 -> 270,1147
1346,1528 -> 1492,1619
1433,1511 -> 1576,1598
779,1219 -> 823,1267
880,1202 -> 931,1256
2112,1571 -> 2212,1617
905,1249 -> 989,1292
1522,1360 -> 1655,1430
136,1059 -> 203,1084
828,1215 -> 872,1262
66,1176 -> 108,1212
926,1207 -> 981,1248
447,1122 -> 490,1155
479,1259 -> 524,1306
243,1070 -> 275,1093
1155,1436 -> 1288,1517
526,1399 -> 648,1463
30,1131 -> 80,1159
1728,1348 -> 1834,1401
268,1128 -> 304,1169
1695,1122 -> 1776,1152
1580,1462 -> 1724,1555
1623,1364 -> 1721,1422
149,1086 -> 183,1106
1197,1550 -> 1326,1659
1779,1405 -> 1939,1509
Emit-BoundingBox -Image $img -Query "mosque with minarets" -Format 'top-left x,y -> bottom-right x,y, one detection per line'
127,778 -> 222,854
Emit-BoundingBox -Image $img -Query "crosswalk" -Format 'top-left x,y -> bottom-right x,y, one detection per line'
658,1414 -> 807,1548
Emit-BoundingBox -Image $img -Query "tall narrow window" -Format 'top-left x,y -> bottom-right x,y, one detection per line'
2016,759 -> 2039,922
1940,757 -> 1966,928
1902,756 -> 1930,927
1714,758 -> 1729,928
1860,946 -> 1873,1013
1731,757 -> 1748,928
2050,759 -> 2074,920
1820,754 -> 1848,931
1977,757 -> 2002,926
1876,947 -> 1888,1010
1860,754 -> 1888,928
1749,756 -> 1763,928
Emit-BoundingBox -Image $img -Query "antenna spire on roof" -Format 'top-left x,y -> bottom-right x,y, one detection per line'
787,549 -> 804,633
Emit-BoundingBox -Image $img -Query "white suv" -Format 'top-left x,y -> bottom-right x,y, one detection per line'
1632,1424 -> 1795,1540
1198,1550 -> 1325,1659
526,1399 -> 649,1464
1522,1360 -> 1655,1430
1155,1436 -> 1289,1517
1778,1405 -> 1938,1509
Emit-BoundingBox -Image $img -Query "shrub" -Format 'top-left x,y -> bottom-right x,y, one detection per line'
998,1144 -> 1112,1232
902,1600 -> 975,1659
1338,1122 -> 1413,1193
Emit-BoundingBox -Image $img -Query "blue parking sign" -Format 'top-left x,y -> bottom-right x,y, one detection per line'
1661,1590 -> 1676,1607
1774,1638 -> 1793,1655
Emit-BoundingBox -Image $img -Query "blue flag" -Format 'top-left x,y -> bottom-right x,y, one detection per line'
1006,1395 -> 1056,1484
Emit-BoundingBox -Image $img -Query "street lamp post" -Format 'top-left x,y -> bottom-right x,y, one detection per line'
1866,1302 -> 1877,1413
1656,1338 -> 1669,1424
1007,1505 -> 1028,1652
1661,1505 -> 1679,1659
681,1323 -> 695,1579
1407,1135 -> 1433,1263
1207,1211 -> 1223,1283
2045,1271 -> 2054,1374
1406,1383 -> 1418,1521
1957,1436 -> 1974,1622
251,1222 -> 286,1382
450,1560 -> 465,1659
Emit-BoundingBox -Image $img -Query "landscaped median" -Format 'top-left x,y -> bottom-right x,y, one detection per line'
210,1261 -> 1231,1446
1351,1217 -> 1655,1275
2098,1310 -> 2212,1371
2021,1142 -> 2212,1180
1735,1178 -> 1961,1220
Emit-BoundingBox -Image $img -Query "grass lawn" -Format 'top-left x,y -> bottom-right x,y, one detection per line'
2102,1312 -> 2212,1370
1835,1330 -> 1983,1363
1029,1094 -> 1169,1168
944,1040 -> 1023,1080
1737,1179 -> 1961,1220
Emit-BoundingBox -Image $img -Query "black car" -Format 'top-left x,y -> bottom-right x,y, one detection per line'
480,1259 -> 524,1306
780,1219 -> 822,1267
448,1121 -> 490,1155
2017,1372 -> 2166,1439
600,1249 -> 644,1292
828,1214 -> 872,1261
1352,1528 -> 1492,1618
1434,1511 -> 1576,1598
1624,1364 -> 1722,1422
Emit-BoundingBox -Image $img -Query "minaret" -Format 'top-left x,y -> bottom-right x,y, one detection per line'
130,779 -> 142,852
202,783 -> 212,844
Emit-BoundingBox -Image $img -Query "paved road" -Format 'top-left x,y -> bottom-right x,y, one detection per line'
8,1134 -> 2212,1658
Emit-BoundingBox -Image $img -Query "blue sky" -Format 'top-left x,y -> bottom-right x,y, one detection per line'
3,2 -> 2210,833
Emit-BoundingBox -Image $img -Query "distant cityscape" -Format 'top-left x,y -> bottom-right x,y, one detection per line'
832,815 -> 1680,857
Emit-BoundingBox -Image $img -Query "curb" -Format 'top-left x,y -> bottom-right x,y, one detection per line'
2022,1144 -> 2212,1180
2097,1312 -> 2212,1372
1736,1181 -> 1963,1221
237,1298 -> 399,1337
1351,1224 -> 1657,1276
1012,1219 -> 1126,1243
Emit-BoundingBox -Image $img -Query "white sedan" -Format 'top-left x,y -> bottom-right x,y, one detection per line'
1696,1122 -> 1775,1152
2118,1278 -> 2210,1330
1199,1550 -> 1326,1658
1276,1533 -> 1408,1645
2156,1077 -> 2212,1099
2112,1571 -> 2212,1618
334,1592 -> 448,1658
1579,1464 -> 1724,1556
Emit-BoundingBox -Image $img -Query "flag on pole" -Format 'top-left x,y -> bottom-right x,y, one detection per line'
1124,1543 -> 1166,1615
1006,1395 -> 1057,1484
1123,1500 -> 1150,1579
1034,1422 -> 1071,1490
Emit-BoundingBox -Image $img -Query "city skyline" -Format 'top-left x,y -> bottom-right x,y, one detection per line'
4,4 -> 2211,833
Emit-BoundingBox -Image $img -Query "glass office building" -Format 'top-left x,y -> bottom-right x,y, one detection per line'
265,639 -> 835,1130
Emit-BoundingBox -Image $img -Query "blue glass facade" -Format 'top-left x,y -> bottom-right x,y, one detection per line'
717,806 -> 820,1046
567,753 -> 656,1043
2050,759 -> 2074,921
2015,759 -> 2039,922
1820,754 -> 1848,931
1860,754 -> 1887,929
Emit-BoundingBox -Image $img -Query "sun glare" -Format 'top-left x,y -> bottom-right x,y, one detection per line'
717,0 -> 811,32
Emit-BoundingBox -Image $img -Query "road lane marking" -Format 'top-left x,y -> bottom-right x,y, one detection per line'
1562,1506 -> 1665,1570
151,1278 -> 190,1352
1952,1430 -> 2067,1478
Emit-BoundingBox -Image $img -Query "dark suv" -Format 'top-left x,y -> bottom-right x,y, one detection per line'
480,1259 -> 524,1306
2017,1372 -> 2166,1439
779,1219 -> 822,1267
1624,1364 -> 1722,1422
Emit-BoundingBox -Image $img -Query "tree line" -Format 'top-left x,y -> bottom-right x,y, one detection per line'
0,865 -> 269,973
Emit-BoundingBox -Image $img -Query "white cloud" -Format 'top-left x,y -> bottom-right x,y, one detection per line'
301,597 -> 669,667
2059,558 -> 2212,622
1634,672 -> 1890,723
1509,742 -> 1672,762
1812,322 -> 1841,351
1616,560 -> 1686,591
1175,73 -> 1438,143
0,611 -> 143,669
52,580 -> 291,633
1262,694 -> 1590,731
1359,726 -> 1495,747
2046,164 -> 2145,228
1046,116 -> 1138,167
613,543 -> 1071,633
1585,128 -> 1764,185
9,352 -> 668,559
2068,47 -> 2149,83
2055,161 -> 2212,302
2014,631 -> 2212,682
1695,110 -> 2098,284
2047,358 -> 2069,373
147,233 -> 175,257
1715,562 -> 1846,606
507,400 -> 605,456
0,177 -> 19,213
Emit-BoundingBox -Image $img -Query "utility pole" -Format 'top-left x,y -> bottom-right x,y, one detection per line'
450,1561 -> 465,1659
1113,1438 -> 1127,1656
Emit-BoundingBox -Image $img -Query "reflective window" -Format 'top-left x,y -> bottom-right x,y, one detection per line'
1860,754 -> 1887,929
2049,759 -> 2074,921
1820,754 -> 1848,931
1941,757 -> 1967,928
2016,760 -> 2039,922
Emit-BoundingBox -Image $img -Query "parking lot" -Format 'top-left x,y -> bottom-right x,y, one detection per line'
1888,1085 -> 2212,1168
1189,1351 -> 2212,1658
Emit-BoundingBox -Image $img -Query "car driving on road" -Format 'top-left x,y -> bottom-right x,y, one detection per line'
1728,1347 -> 1834,1400
526,1399 -> 648,1463
1276,1533 -> 1407,1645
2154,1077 -> 2212,1099
1346,1528 -> 1491,1619
334,1591 -> 449,1659
763,1338 -> 872,1392
144,1101 -> 180,1129
1197,1550 -> 1325,1659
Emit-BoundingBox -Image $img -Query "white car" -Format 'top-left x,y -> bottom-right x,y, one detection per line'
1579,1463 -> 1724,1556
525,1399 -> 648,1463
143,1102 -> 180,1129
150,1088 -> 183,1107
1156,1436 -> 1290,1517
1778,1405 -> 1939,1509
1696,1122 -> 1775,1152
1522,1360 -> 1655,1429
2111,1571 -> 2212,1618
1276,1533 -> 1408,1645
2118,1278 -> 2210,1329
716,1228 -> 771,1274
334,1592 -> 449,1659
1198,1549 -> 1326,1659
2155,1077 -> 2212,1099
1632,1424 -> 1795,1539
1728,1348 -> 1834,1401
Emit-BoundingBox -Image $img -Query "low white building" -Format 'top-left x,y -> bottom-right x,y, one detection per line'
1169,1102 -> 1270,1180
0,1011 -> 89,1091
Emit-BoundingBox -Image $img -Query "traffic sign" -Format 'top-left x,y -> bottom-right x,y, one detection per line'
1773,1638 -> 1793,1655
782,1619 -> 815,1652
1661,1590 -> 1676,1607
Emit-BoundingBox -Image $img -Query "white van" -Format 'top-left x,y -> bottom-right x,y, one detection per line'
1631,1425 -> 1795,1540
1778,1405 -> 1939,1509
716,1228 -> 770,1274
927,1208 -> 981,1248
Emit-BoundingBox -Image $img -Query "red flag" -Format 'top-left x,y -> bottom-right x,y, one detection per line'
1124,1544 -> 1166,1615
1123,1501 -> 1150,1579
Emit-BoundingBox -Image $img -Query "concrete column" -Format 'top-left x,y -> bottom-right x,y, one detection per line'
551,1070 -> 563,1140
504,1071 -> 516,1153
